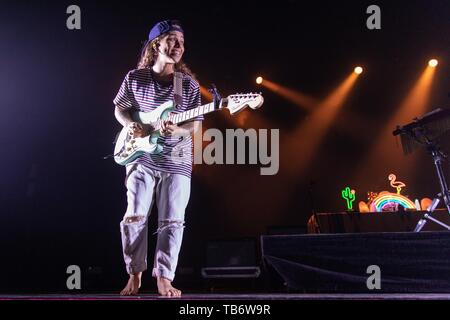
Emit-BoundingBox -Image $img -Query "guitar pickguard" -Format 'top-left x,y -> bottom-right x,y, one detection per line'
114,101 -> 176,165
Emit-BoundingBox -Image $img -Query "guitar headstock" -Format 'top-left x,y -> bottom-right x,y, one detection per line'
225,93 -> 264,115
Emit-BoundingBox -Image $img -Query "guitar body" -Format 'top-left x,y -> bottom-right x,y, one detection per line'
113,101 -> 175,166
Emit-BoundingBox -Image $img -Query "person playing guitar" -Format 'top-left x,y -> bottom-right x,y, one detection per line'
113,20 -> 202,297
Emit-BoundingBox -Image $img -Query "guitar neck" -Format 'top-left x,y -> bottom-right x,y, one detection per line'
168,101 -> 221,125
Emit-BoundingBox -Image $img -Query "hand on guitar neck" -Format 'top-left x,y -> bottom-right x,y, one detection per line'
160,119 -> 180,136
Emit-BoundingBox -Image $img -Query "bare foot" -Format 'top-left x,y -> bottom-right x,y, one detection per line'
157,276 -> 181,297
120,272 -> 142,296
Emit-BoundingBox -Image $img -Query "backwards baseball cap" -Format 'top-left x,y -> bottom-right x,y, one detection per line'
148,20 -> 184,42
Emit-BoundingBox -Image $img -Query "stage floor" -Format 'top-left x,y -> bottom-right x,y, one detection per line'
1,293 -> 450,300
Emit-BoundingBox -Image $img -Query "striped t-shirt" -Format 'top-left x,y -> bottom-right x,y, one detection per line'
113,68 -> 204,177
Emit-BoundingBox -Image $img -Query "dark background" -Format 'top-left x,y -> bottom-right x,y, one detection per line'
0,0 -> 449,292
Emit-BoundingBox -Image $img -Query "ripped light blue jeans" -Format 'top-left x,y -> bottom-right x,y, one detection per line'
120,163 -> 191,281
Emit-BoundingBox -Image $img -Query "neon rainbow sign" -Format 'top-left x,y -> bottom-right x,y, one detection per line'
370,193 -> 416,212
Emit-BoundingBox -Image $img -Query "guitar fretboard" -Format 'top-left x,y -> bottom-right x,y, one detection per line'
168,101 -> 218,125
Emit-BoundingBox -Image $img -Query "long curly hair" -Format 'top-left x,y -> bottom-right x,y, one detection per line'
137,36 -> 195,78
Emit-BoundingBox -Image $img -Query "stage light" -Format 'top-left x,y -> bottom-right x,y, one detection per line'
428,59 -> 438,68
354,66 -> 363,75
256,76 -> 263,84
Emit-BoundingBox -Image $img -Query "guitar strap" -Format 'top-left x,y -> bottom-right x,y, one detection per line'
173,71 -> 183,107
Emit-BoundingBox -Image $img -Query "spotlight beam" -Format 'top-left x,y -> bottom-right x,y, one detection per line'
260,78 -> 318,110
200,85 -> 214,102
353,63 -> 438,185
282,72 -> 360,176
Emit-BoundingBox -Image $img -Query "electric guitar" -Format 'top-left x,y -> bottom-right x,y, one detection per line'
113,93 -> 264,165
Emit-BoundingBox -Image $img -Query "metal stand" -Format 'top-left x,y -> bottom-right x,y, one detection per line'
393,108 -> 450,231
413,135 -> 450,232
